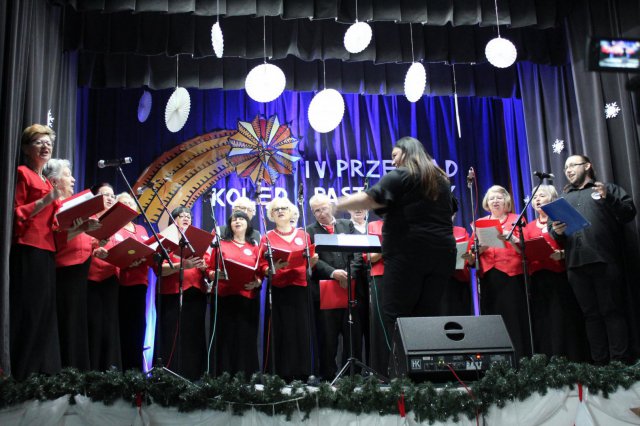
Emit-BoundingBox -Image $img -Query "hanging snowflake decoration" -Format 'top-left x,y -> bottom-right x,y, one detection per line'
552,139 -> 565,155
604,102 -> 621,119
47,109 -> 55,129
227,115 -> 301,186
523,195 -> 531,205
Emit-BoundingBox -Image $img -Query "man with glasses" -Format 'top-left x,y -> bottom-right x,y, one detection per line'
306,194 -> 363,380
550,154 -> 636,364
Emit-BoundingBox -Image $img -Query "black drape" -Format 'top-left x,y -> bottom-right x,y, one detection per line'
0,0 -> 77,375
519,0 -> 640,356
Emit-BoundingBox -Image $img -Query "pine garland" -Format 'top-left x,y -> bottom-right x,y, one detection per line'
1,356 -> 639,423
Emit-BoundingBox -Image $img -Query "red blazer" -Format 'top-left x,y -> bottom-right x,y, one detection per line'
55,230 -> 93,267
523,220 -> 565,274
367,220 -> 384,277
87,235 -> 119,282
258,229 -> 310,288
207,240 -> 260,299
452,226 -> 471,282
117,224 -> 150,286
13,165 -> 60,251
476,213 -> 523,277
160,253 -> 206,295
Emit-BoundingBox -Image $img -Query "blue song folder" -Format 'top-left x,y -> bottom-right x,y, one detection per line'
540,198 -> 591,236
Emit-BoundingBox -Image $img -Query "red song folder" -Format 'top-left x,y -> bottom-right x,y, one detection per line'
272,244 -> 315,268
103,237 -> 156,269
86,202 -> 139,241
319,279 -> 356,310
221,257 -> 260,289
474,219 -> 506,248
160,224 -> 215,258
524,236 -> 556,263
55,189 -> 106,229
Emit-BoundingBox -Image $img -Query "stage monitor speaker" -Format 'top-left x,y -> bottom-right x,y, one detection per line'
389,315 -> 516,382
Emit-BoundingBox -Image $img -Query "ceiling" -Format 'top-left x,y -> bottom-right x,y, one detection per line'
55,0 -> 575,96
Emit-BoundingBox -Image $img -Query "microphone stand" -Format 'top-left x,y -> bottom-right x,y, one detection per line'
255,191 -> 277,376
467,170 -> 482,316
116,166 -> 173,375
206,191 -> 228,377
505,177 -> 544,357
140,181 -> 195,380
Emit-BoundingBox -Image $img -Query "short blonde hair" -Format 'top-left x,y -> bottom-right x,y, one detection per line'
21,124 -> 56,146
233,196 -> 256,213
482,185 -> 513,213
116,192 -> 139,212
309,193 -> 332,210
266,197 -> 295,222
536,184 -> 559,202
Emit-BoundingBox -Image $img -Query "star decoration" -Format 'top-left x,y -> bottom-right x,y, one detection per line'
227,115 -> 301,186
605,102 -> 621,119
523,195 -> 531,205
552,139 -> 565,155
47,109 -> 55,129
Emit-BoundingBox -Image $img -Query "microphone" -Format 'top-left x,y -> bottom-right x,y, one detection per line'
98,157 -> 132,168
466,167 -> 475,189
297,182 -> 304,204
363,175 -> 370,190
533,171 -> 555,180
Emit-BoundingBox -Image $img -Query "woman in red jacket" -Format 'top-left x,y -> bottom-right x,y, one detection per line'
44,158 -> 99,371
156,206 -> 207,381
10,124 -> 62,380
114,192 -> 150,372
87,182 -> 122,371
523,184 -> 588,361
475,185 -> 531,360
207,210 -> 261,377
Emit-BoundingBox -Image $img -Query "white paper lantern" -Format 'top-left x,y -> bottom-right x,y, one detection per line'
344,21 -> 372,54
164,87 -> 191,133
485,37 -> 518,68
245,63 -> 286,103
404,62 -> 426,103
308,89 -> 345,133
211,22 -> 224,58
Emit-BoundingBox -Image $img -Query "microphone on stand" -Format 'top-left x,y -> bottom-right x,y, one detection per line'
297,182 -> 304,205
363,175 -> 370,190
467,167 -> 475,189
533,171 -> 555,180
98,157 -> 132,168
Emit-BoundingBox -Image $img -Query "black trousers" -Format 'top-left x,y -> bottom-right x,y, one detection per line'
567,262 -> 629,363
440,276 -> 473,316
156,288 -> 207,381
531,270 -> 589,362
480,269 -> 532,361
368,274 -> 391,375
10,244 -> 61,380
382,248 -> 456,360
56,257 -> 92,370
87,276 -> 122,371
119,284 -> 148,372
317,304 -> 363,379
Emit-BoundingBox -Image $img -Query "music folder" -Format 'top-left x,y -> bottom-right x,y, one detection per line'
319,279 -> 357,310
540,198 -> 591,236
272,244 -> 316,268
104,237 -> 156,269
86,202 -> 139,241
55,189 -> 106,229
160,224 -> 215,258
524,236 -> 556,263
222,257 -> 259,288
474,219 -> 506,248
313,234 -> 382,253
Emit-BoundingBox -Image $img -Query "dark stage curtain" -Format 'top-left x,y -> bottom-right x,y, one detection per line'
519,0 -> 640,356
0,0 -> 77,375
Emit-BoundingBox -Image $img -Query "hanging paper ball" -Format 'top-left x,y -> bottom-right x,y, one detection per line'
164,87 -> 191,133
211,22 -> 224,58
485,37 -> 518,68
404,62 -> 426,103
344,21 -> 373,54
308,89 -> 345,133
245,63 -> 286,103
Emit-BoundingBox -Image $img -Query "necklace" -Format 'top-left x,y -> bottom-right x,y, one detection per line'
537,218 -> 548,225
274,227 -> 296,236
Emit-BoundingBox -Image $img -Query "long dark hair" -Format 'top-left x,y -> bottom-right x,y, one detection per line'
222,210 -> 256,245
394,137 -> 449,200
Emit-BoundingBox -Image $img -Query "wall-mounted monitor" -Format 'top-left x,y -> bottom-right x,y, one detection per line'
588,36 -> 640,73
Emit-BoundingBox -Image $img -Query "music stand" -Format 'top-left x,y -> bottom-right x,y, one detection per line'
314,234 -> 388,385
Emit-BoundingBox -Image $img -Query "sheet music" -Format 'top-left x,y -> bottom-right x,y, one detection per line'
476,226 -> 505,248
455,241 -> 469,270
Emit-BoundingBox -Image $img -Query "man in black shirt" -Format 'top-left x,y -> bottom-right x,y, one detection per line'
550,154 -> 636,364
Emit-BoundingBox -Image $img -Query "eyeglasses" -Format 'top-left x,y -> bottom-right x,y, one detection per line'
31,139 -> 53,148
564,162 -> 586,171
178,214 -> 192,219
313,206 -> 331,215
233,206 -> 254,213
271,207 -> 289,213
